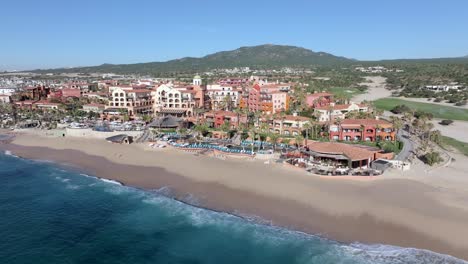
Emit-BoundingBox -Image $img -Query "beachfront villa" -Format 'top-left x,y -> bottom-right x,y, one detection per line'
329,119 -> 396,142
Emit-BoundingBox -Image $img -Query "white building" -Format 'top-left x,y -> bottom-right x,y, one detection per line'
314,102 -> 369,122
424,85 -> 464,92
206,84 -> 240,110
152,84 -> 197,117
107,86 -> 153,116
0,87 -> 16,95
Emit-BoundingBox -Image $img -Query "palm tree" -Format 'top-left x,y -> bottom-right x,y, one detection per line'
302,122 -> 311,145
294,134 -> 304,147
248,130 -> 256,153
268,133 -> 280,151
389,116 -> 403,142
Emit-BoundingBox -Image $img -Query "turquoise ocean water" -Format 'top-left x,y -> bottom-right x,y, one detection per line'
0,152 -> 465,264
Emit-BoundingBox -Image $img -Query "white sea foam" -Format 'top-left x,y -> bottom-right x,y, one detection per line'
4,150 -> 18,158
79,173 -> 94,179
99,178 -> 123,186
65,184 -> 80,190
340,243 -> 468,264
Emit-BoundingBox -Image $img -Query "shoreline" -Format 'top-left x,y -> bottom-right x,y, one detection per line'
3,133 -> 468,260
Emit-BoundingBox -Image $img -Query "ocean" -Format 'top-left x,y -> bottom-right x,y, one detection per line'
0,152 -> 465,264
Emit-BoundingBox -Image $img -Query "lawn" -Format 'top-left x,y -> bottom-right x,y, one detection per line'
374,98 -> 468,121
441,136 -> 468,157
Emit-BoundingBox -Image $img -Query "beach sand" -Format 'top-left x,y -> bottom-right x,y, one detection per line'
3,132 -> 468,260
353,76 -> 392,102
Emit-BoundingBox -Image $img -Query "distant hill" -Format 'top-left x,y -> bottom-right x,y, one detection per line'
31,44 -> 354,75
29,45 -> 468,75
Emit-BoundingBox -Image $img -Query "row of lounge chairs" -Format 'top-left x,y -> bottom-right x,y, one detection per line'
171,143 -> 254,155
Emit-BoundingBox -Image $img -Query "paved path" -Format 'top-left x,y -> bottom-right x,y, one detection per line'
395,129 -> 414,161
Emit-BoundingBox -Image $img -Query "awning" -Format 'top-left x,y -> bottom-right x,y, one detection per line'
159,108 -> 186,114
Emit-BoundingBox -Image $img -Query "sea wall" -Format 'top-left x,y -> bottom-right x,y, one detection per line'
65,128 -> 143,139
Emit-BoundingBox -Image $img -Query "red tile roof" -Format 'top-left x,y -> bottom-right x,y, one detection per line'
340,119 -> 391,126
307,142 -> 379,161
315,103 -> 366,111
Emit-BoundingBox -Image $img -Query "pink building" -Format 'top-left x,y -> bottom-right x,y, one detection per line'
61,88 -> 81,98
305,92 -> 334,108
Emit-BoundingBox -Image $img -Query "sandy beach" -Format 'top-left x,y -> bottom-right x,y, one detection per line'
353,76 -> 391,102
3,132 -> 468,260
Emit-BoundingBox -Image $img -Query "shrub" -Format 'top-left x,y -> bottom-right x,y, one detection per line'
422,151 -> 443,166
414,111 -> 433,120
391,104 -> 412,114
434,98 -> 442,102
455,100 -> 467,106
439,119 -> 454,126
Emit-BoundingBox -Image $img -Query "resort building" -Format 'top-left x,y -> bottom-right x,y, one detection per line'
305,142 -> 387,169
152,83 -> 204,117
314,102 -> 369,122
83,103 -> 106,113
107,86 -> 153,117
246,84 -> 290,113
218,77 -> 250,86
0,95 -> 11,103
262,113 -> 310,136
206,85 -> 241,111
35,101 -> 60,110
61,88 -> 82,98
305,92 -> 334,108
148,115 -> 182,130
329,119 -> 396,142
0,87 -> 16,95
203,110 -> 247,129
423,84 -> 464,92
14,100 -> 37,110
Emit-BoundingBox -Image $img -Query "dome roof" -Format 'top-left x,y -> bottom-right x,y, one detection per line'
194,75 -> 201,79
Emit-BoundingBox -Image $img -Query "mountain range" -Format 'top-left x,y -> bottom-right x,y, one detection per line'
30,44 -> 468,75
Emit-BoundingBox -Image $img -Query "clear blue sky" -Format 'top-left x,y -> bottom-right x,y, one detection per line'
1,0 -> 467,70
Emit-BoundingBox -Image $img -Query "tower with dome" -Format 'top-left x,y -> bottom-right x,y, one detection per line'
193,75 -> 202,86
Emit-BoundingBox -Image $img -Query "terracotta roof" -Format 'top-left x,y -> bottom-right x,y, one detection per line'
284,115 -> 309,121
35,100 -> 59,106
307,142 -> 378,161
315,103 -> 366,111
307,92 -> 333,97
129,89 -> 151,94
83,103 -> 105,108
340,119 -> 391,126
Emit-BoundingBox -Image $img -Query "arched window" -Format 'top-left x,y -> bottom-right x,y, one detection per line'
120,93 -> 124,97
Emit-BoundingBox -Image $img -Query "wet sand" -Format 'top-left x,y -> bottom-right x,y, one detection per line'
3,133 -> 468,260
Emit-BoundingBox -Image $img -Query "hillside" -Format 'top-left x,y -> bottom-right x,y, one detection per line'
29,45 -> 468,75
31,45 -> 354,75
